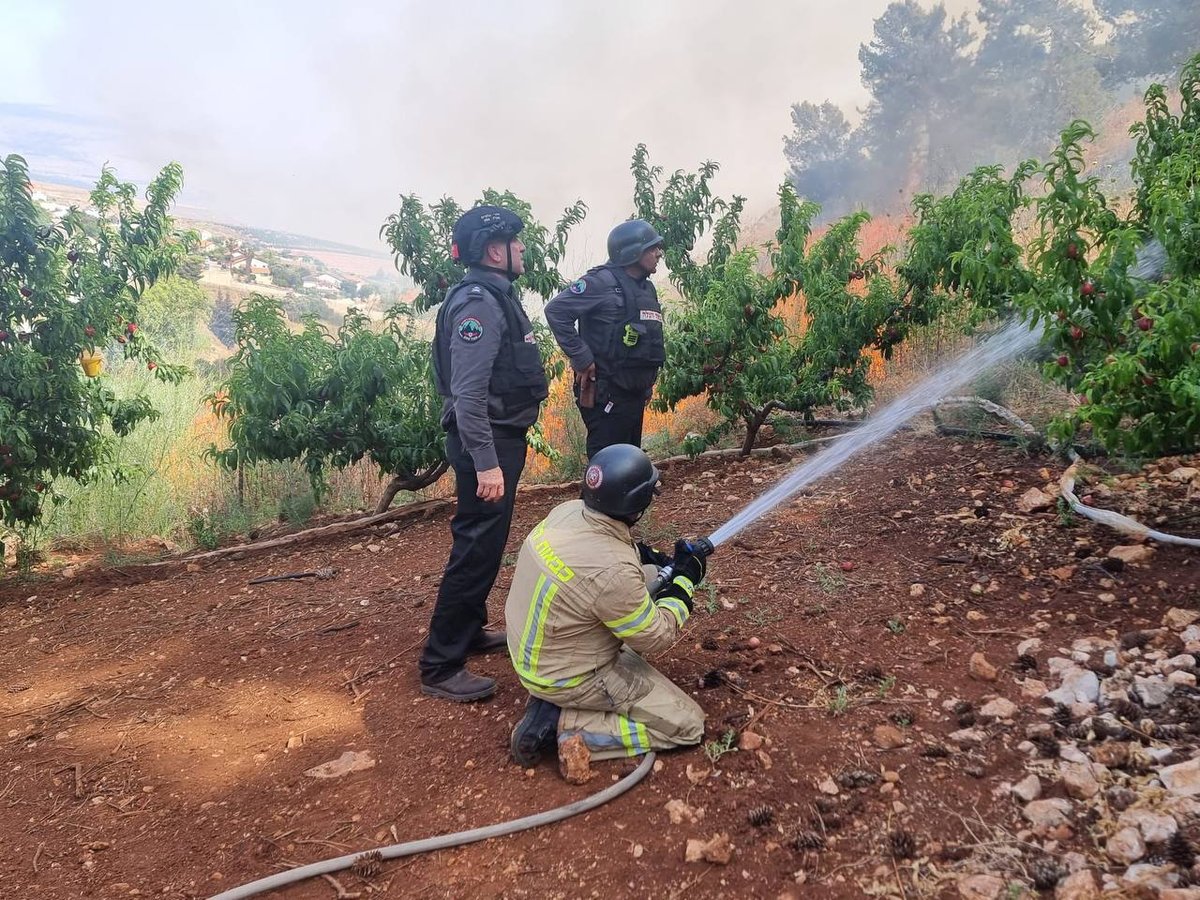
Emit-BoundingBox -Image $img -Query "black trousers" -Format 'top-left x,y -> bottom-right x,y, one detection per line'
419,425 -> 528,683
580,392 -> 647,459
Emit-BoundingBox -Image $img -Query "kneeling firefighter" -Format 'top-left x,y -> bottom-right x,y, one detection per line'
504,443 -> 709,770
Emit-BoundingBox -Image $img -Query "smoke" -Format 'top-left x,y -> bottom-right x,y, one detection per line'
5,0 -> 974,260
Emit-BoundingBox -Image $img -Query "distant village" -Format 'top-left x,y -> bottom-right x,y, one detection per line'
31,186 -> 403,312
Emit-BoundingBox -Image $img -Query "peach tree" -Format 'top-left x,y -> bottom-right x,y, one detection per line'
901,54 -> 1200,456
208,295 -> 447,512
0,155 -> 188,533
638,145 -> 935,454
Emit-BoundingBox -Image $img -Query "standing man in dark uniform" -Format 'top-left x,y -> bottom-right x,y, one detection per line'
544,220 -> 665,458
420,206 -> 549,702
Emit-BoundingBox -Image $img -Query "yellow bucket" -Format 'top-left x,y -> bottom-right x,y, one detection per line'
80,350 -> 103,378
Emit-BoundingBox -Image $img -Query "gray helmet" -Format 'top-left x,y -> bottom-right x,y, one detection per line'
451,205 -> 525,267
581,444 -> 661,523
607,219 -> 664,267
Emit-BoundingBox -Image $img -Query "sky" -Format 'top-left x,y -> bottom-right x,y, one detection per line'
0,0 -> 977,262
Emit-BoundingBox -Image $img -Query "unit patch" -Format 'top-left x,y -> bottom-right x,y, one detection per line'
584,464 -> 603,490
569,279 -> 588,295
524,331 -> 537,343
457,317 -> 484,342
639,309 -> 663,323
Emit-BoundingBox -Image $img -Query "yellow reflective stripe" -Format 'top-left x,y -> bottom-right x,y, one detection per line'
672,575 -> 695,597
656,595 -> 690,628
618,716 -> 650,756
604,592 -> 655,638
518,671 -> 587,692
518,574 -> 549,670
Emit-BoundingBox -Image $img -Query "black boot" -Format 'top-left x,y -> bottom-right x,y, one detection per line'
468,628 -> 509,656
510,696 -> 561,766
421,669 -> 496,702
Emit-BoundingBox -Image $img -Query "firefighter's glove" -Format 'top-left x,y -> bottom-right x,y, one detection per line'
656,575 -> 694,614
637,541 -> 671,568
672,539 -> 707,586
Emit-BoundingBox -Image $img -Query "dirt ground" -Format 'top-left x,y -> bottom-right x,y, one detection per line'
3,432 -> 1198,899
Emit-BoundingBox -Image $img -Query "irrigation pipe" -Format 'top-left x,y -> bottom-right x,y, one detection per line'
1060,454 -> 1200,549
208,751 -> 656,900
935,396 -> 1200,550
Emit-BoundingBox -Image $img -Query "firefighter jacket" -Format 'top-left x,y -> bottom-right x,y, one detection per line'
431,267 -> 549,471
504,499 -> 691,695
544,264 -> 665,400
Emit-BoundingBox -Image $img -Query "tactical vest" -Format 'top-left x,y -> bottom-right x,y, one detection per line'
580,264 -> 665,393
433,274 -> 549,415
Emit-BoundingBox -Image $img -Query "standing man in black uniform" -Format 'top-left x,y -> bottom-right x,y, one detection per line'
544,220 -> 665,458
420,206 -> 549,702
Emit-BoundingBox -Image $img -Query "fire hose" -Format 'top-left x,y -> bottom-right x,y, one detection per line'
210,751 -> 656,899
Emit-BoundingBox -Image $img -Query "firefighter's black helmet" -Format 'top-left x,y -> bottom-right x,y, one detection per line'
581,444 -> 661,522
607,219 -> 664,267
451,205 -> 525,266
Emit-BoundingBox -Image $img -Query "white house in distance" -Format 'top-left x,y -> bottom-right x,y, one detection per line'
229,252 -> 272,284
302,273 -> 343,293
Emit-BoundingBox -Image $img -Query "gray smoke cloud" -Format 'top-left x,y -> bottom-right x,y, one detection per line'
6,0 -> 977,262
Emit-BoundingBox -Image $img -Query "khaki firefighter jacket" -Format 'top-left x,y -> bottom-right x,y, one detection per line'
505,499 -> 690,694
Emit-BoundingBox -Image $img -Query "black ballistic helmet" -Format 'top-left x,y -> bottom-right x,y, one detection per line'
581,444 -> 661,522
451,205 -> 525,266
607,219 -> 664,267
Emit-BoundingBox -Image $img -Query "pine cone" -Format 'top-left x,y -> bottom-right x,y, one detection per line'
859,665 -> 884,682
1169,831 -> 1196,869
888,829 -> 916,859
952,699 -> 974,715
1014,653 -> 1038,672
793,830 -> 827,851
1051,704 -> 1073,727
1032,733 -> 1060,758
957,710 -> 977,728
810,811 -> 844,832
350,850 -> 383,879
1112,698 -> 1144,721
1028,855 -> 1066,890
920,743 -> 950,758
748,805 -> 774,828
836,769 -> 879,789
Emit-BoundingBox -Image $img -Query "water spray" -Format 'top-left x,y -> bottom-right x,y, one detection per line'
652,319 -> 1046,589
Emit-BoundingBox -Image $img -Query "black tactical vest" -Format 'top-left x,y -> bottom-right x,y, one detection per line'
433,274 -> 549,415
580,264 -> 665,394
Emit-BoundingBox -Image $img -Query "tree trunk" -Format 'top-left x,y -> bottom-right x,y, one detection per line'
374,461 -> 450,513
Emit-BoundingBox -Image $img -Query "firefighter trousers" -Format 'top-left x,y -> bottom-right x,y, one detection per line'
532,647 -> 705,761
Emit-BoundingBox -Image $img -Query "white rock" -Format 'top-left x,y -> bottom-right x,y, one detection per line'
1104,827 -> 1146,864
1060,761 -> 1101,799
1117,808 -> 1177,844
1018,638 -> 1043,657
304,750 -> 376,779
979,698 -> 1018,721
1169,671 -> 1197,688
1018,487 -> 1055,512
1103,650 -> 1119,668
1133,675 -> 1174,707
957,873 -> 1006,899
1119,864 -> 1175,892
1181,625 -> 1200,644
1045,668 -> 1100,706
1164,608 -> 1200,630
1160,758 -> 1200,797
1160,888 -> 1200,900
1109,544 -> 1156,565
948,727 -> 989,746
1047,656 -> 1075,676
1168,466 -> 1200,482
1059,744 -> 1090,765
1163,654 -> 1198,674
1073,636 -> 1115,653
1021,678 -> 1049,699
1023,799 -> 1072,829
1054,869 -> 1100,900
1012,774 -> 1042,803
1062,852 -> 1089,874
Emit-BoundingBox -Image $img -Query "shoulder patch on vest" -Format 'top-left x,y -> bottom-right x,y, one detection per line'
457,316 -> 484,343
467,284 -> 484,296
568,279 -> 588,295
